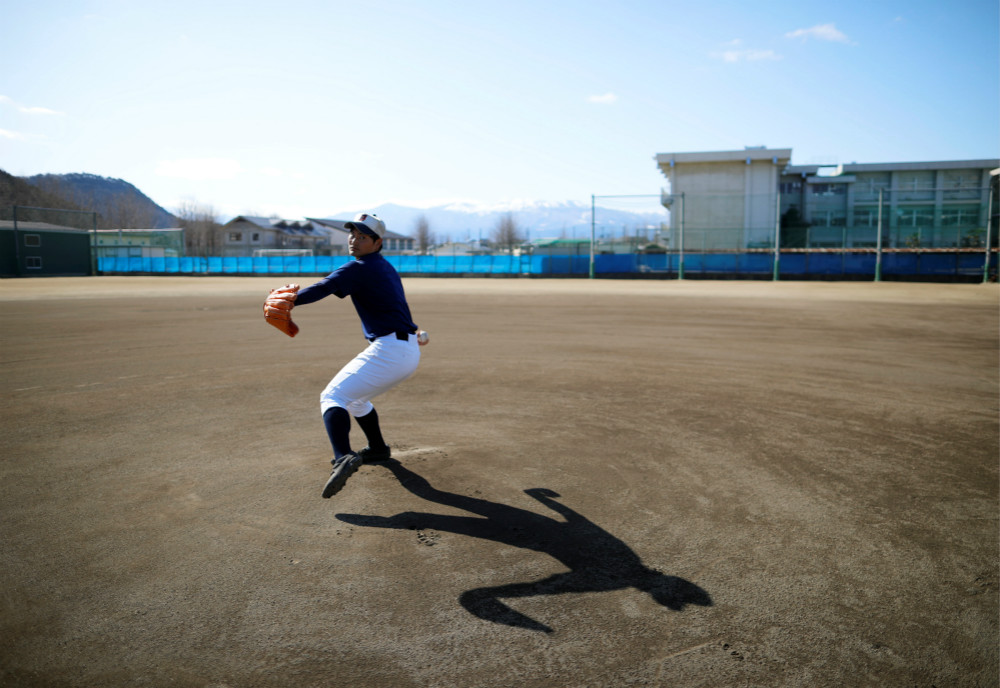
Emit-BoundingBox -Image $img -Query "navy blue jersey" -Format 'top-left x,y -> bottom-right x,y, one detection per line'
294,253 -> 417,340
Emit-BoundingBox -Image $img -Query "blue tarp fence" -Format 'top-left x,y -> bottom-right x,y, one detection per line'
98,251 -> 996,280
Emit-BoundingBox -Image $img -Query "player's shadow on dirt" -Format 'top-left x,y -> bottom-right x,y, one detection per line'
335,459 -> 712,633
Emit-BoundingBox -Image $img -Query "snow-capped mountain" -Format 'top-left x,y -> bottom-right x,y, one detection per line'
327,200 -> 668,241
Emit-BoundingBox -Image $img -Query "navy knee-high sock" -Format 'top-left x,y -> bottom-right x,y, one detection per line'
355,407 -> 387,450
322,407 -> 353,459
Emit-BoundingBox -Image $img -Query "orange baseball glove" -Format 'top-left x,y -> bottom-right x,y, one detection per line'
263,284 -> 300,337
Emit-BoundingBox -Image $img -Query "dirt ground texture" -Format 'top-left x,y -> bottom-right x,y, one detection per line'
0,276 -> 997,688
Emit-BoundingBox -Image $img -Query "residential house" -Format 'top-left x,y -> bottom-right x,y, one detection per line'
220,216 -> 331,257
308,217 -> 416,254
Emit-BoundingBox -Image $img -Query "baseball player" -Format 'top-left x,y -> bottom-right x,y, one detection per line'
264,213 -> 422,498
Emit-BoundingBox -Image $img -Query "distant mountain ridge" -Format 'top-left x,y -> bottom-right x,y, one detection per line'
20,173 -> 178,229
5,169 -> 666,240
328,200 -> 668,242
0,169 -> 89,220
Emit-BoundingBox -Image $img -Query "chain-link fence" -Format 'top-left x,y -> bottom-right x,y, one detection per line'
6,194 -> 996,281
90,250 -> 995,282
639,185 -> 997,281
655,187 -> 996,252
92,228 -> 185,262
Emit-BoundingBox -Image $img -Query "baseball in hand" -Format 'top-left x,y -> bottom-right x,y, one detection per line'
417,330 -> 429,346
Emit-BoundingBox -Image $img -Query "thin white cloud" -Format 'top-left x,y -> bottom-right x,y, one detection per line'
786,23 -> 852,43
587,93 -> 618,105
0,95 -> 64,115
712,48 -> 782,63
156,158 -> 243,181
0,128 -> 27,140
21,105 -> 63,115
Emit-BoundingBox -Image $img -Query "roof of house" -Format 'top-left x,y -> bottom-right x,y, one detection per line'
308,217 -> 413,241
533,237 -> 591,247
226,216 -> 325,237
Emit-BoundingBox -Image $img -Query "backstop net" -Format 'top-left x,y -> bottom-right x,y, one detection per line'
92,229 -> 185,261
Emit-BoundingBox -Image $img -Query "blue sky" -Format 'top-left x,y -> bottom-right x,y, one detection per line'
2,0 -> 997,221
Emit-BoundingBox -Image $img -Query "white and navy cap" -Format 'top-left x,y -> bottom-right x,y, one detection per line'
344,212 -> 386,239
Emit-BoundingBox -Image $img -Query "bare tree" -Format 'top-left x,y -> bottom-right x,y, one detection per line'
30,175 -> 69,203
414,214 -> 434,253
176,201 -> 221,257
492,212 -> 522,252
105,193 -> 157,229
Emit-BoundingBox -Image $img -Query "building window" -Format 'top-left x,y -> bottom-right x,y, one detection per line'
26,256 -> 42,269
943,170 -> 980,200
779,182 -> 801,195
853,208 -> 880,227
941,206 -> 980,226
811,210 -> 846,227
896,207 -> 935,227
228,232 -> 243,242
24,234 -> 41,247
897,172 -> 935,201
809,183 -> 846,197
854,173 -> 891,201
251,233 -> 261,243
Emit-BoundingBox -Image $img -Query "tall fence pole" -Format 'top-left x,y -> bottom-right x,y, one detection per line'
984,183 -> 994,284
678,192 -> 685,280
589,194 -> 596,279
92,210 -> 99,275
772,190 -> 781,281
875,188 -> 884,282
12,205 -> 22,277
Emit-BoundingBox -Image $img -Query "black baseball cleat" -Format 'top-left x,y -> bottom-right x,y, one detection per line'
358,445 -> 391,463
322,453 -> 362,498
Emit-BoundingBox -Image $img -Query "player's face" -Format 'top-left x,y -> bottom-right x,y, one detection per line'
349,228 -> 381,257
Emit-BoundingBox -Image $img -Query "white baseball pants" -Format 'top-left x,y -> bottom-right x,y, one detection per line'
320,333 -> 421,417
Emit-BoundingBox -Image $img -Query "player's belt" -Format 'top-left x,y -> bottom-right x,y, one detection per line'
367,330 -> 416,343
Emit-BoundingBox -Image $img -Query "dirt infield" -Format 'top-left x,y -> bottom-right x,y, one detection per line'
1,276 -> 997,688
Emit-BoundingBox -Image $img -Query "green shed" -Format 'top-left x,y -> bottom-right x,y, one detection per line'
0,221 -> 93,277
